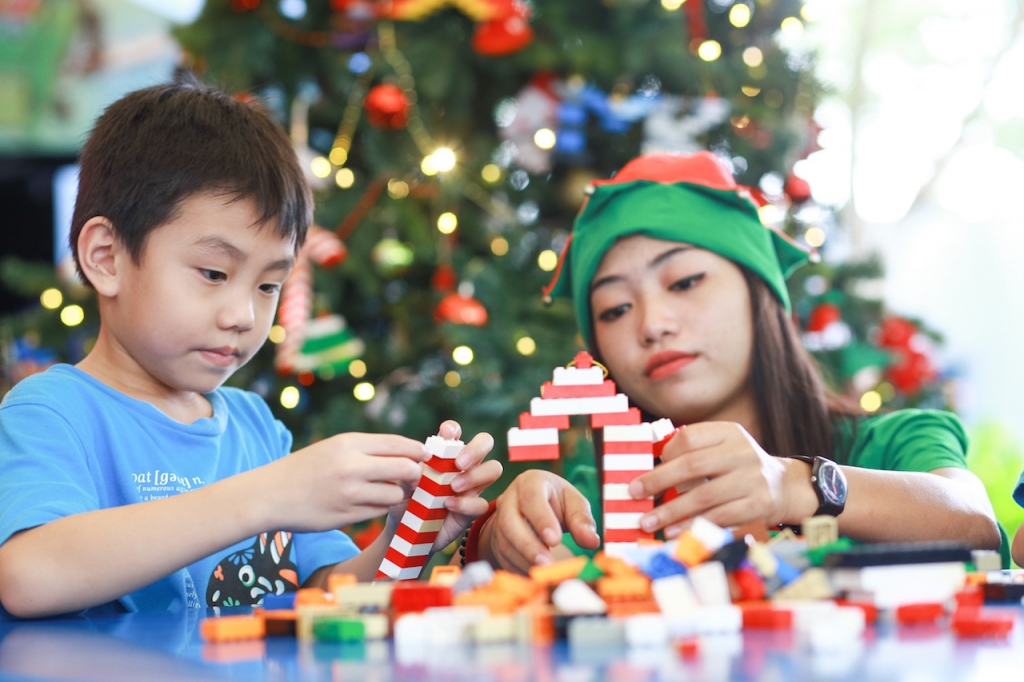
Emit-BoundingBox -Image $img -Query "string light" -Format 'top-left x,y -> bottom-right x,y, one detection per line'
801,1 -> 825,22
452,346 -> 474,365
268,325 -> 287,344
329,147 -> 348,166
353,382 -> 376,401
335,168 -> 355,189
516,336 -> 536,355
780,17 -> 804,37
758,205 -> 782,224
444,370 -> 461,387
533,128 -> 556,150
537,250 -> 558,271
387,179 -> 409,199
421,154 -> 438,176
729,4 -> 751,27
437,212 -> 458,234
60,305 -> 84,327
698,40 -> 722,62
280,386 -> 300,409
741,85 -> 761,97
481,164 -> 501,183
40,288 -> 62,309
349,359 -> 367,378
743,47 -> 763,68
310,156 -> 332,179
860,390 -> 882,412
805,226 -> 826,248
491,237 -> 509,256
661,0 -> 684,9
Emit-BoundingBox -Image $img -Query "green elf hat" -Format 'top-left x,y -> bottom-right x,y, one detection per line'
542,151 -> 817,348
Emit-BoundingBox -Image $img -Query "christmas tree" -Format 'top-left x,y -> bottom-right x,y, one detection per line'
1,0 -> 950,504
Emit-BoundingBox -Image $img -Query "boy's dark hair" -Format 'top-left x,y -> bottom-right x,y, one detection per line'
70,77 -> 312,284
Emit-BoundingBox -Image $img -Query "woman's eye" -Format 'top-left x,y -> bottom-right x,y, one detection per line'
201,269 -> 226,282
259,283 -> 281,294
597,304 -> 630,322
669,273 -> 705,292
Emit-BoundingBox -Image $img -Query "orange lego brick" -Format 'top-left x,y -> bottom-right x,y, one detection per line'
454,587 -> 517,614
202,640 -> 267,663
965,573 -> 988,586
529,555 -> 587,586
593,552 -> 639,578
295,587 -> 333,607
429,565 -> 462,586
674,532 -> 713,567
327,573 -> 357,593
606,599 -> 661,617
200,615 -> 266,643
596,574 -> 651,603
492,570 -> 540,603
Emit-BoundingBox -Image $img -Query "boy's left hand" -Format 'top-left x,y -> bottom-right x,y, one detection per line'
387,421 -> 501,551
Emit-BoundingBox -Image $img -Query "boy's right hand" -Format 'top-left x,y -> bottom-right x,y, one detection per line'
478,470 -> 600,574
264,433 -> 429,532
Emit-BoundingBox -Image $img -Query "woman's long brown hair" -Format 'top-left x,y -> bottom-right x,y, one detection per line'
742,267 -> 862,461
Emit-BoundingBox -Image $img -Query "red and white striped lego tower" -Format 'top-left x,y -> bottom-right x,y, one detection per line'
377,436 -> 464,581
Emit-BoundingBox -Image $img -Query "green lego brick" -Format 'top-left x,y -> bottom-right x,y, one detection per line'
312,616 -> 365,642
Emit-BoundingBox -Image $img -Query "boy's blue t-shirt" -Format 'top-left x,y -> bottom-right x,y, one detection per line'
1015,471 -> 1024,509
0,364 -> 358,616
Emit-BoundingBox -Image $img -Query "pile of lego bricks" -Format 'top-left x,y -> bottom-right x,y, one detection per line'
200,515 -> 1019,656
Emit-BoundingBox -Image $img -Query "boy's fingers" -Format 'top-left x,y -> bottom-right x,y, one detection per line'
497,504 -> 554,568
361,455 -> 425,485
451,460 -> 502,494
348,433 -> 431,461
519,485 -> 564,548
350,482 -> 410,508
562,490 -> 600,550
437,420 -> 462,441
455,432 -> 495,470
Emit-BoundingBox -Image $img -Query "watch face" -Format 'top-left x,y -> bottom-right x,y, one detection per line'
816,460 -> 848,507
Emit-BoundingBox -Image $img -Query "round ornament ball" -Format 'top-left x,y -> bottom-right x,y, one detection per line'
886,349 -> 937,396
877,317 -> 917,350
364,84 -> 410,130
784,173 -> 812,204
431,265 -> 458,292
472,12 -> 534,56
435,292 -> 488,326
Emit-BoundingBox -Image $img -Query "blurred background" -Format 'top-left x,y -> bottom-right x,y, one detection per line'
2,0 -> 1023,548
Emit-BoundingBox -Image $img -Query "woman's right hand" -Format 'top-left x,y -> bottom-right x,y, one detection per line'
478,470 -> 600,574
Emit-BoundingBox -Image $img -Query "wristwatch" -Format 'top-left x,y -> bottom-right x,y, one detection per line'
787,456 -> 847,517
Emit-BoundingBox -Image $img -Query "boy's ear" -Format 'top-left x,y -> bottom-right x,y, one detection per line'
77,217 -> 124,297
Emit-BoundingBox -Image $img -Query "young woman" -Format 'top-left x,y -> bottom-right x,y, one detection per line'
470,151 -> 1003,573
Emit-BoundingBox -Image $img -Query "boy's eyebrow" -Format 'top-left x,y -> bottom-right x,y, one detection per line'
590,245 -> 693,292
192,236 -> 294,272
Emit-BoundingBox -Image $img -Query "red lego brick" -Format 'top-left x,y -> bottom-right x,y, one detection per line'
603,499 -> 654,514
742,605 -> 793,630
574,351 -> 595,368
591,408 -> 642,428
509,444 -> 561,461
603,470 -> 646,484
604,529 -> 654,543
425,455 -> 462,473
391,582 -> 453,613
384,548 -> 429,568
954,587 -> 984,612
519,412 -> 570,430
541,380 -> 617,399
677,637 -> 700,660
417,475 -> 454,497
895,602 -> 945,625
732,566 -> 767,602
653,436 -> 675,458
603,441 -> 654,455
395,523 -> 438,546
950,610 -> 1014,639
406,500 -> 449,521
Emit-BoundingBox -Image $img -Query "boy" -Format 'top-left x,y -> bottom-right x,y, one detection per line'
0,80 -> 501,618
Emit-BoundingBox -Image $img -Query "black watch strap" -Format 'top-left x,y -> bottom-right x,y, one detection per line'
785,455 -> 847,517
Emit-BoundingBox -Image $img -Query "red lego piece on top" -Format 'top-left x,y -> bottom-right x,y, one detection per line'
895,602 -> 945,625
391,582 -> 453,614
574,351 -> 594,369
742,604 -> 793,630
953,586 -> 984,612
950,610 -> 1014,639
541,380 -> 617,399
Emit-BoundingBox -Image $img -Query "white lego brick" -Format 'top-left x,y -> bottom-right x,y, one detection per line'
552,578 -> 607,616
378,558 -> 423,581
652,575 -> 701,624
689,561 -> 731,606
422,467 -> 459,485
412,487 -> 451,509
694,604 -> 742,635
624,614 -> 669,648
453,560 -> 495,595
603,512 -> 644,530
972,550 -> 1002,572
602,483 -> 633,501
400,512 -> 444,533
603,454 -> 655,471
394,612 -> 428,648
506,426 -> 560,447
423,606 -> 489,645
602,423 -> 654,443
425,436 -> 464,459
388,536 -> 433,557
775,600 -> 839,635
805,607 -> 865,652
829,562 -> 966,609
530,394 -> 629,416
471,615 -> 517,643
651,418 -> 676,443
603,542 -> 640,558
690,516 -> 732,554
333,581 -> 394,608
552,365 -> 606,386
360,613 -> 390,640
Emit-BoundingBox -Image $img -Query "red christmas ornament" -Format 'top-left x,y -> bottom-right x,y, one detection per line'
784,173 -> 812,204
877,317 -> 917,350
471,3 -> 533,56
806,303 -> 841,333
364,84 -> 410,130
435,293 -> 488,326
431,265 -> 458,292
886,349 -> 937,396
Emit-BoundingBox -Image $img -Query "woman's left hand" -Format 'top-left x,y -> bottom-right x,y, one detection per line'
627,421 -> 813,538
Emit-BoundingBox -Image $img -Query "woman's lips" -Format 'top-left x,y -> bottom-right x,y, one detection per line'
645,351 -> 697,381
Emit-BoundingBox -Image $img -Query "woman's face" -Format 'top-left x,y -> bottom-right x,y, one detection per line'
590,235 -> 755,425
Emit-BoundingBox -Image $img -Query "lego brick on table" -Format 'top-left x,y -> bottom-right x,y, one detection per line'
471,614 -> 517,643
420,606 -> 492,646
199,614 -> 264,638
895,602 -> 946,625
830,562 -> 966,609
805,606 -> 866,651
950,609 -> 1015,639
651,575 -> 700,623
711,539 -> 749,572
429,564 -> 462,587
567,616 -> 625,648
263,610 -> 297,637
591,408 -> 642,427
821,541 -> 973,568
971,549 -> 1002,572
674,533 -> 713,568
332,581 -> 393,609
732,519 -> 772,544
689,561 -> 731,606
391,582 -> 453,613
643,552 -> 687,580
742,604 -> 793,630
552,364 -> 606,386
313,616 -> 365,642
453,560 -> 494,594
623,613 -> 669,648
801,515 -> 839,549
834,599 -> 879,624
519,412 -> 570,430
454,587 -> 518,614
694,604 -> 743,635
770,567 -> 834,601
596,574 -> 651,602
732,566 -> 767,602
530,394 -> 629,416
552,578 -> 607,615
201,640 -> 267,663
606,599 -> 662,617
294,587 -> 332,607
262,592 -> 297,611
529,555 -> 588,586
541,379 -> 617,399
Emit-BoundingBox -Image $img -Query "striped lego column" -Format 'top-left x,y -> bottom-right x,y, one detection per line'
602,423 -> 655,556
377,436 -> 463,581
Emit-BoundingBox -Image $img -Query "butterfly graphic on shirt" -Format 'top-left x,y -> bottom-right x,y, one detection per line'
206,531 -> 300,607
